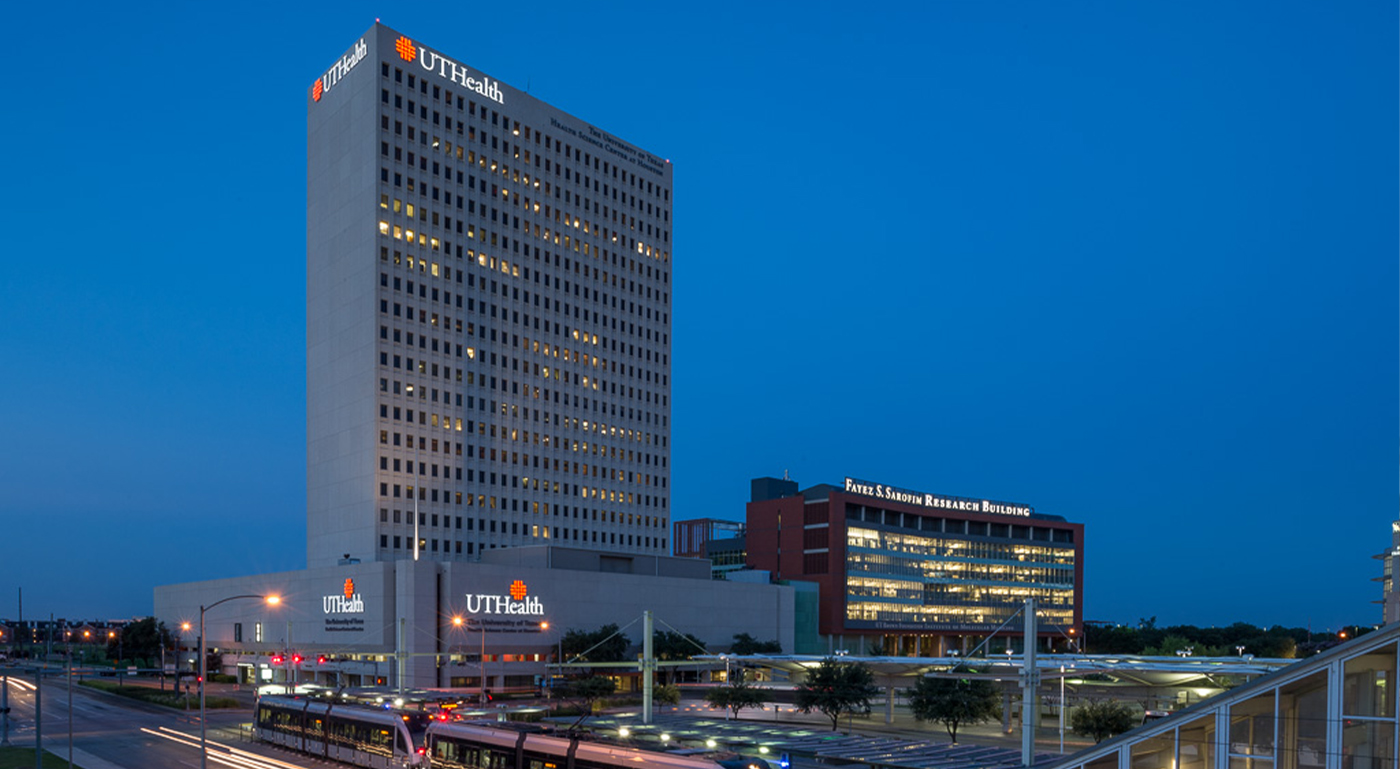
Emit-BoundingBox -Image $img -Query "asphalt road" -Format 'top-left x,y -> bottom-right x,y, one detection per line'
0,671 -> 343,769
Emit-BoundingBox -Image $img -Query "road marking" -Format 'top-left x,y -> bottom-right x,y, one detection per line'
144,727 -> 315,769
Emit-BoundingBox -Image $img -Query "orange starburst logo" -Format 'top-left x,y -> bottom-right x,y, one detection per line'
395,36 -> 416,62
312,79 -> 323,102
344,578 -> 355,599
509,580 -> 527,601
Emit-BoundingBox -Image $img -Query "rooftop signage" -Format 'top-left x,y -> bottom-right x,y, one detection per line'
394,35 -> 504,106
465,580 -> 542,616
843,477 -> 1033,517
312,37 -> 368,103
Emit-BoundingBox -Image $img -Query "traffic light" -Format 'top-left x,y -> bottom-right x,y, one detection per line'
317,655 -> 327,665
271,655 -> 284,665
292,654 -> 303,665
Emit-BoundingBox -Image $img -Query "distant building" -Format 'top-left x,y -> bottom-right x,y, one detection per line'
1375,516 -> 1400,624
672,518 -> 748,579
745,475 -> 1083,655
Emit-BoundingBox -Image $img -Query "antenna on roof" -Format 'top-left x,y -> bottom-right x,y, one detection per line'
783,469 -> 789,481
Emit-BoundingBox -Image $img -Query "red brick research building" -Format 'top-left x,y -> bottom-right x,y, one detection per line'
745,476 -> 1084,656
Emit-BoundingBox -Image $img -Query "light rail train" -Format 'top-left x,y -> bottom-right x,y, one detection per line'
255,694 -> 773,769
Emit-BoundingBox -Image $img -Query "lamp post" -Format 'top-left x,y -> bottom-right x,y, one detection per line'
450,615 -> 488,705
67,625 -> 73,769
1058,665 -> 1066,754
180,623 -> 192,712
199,594 -> 279,769
406,383 -> 420,561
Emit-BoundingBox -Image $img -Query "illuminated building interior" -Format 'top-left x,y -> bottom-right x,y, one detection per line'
845,521 -> 1076,630
744,476 -> 1084,654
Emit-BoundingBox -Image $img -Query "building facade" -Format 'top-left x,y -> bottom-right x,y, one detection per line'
308,24 -> 673,569
155,547 -> 795,692
745,476 -> 1084,655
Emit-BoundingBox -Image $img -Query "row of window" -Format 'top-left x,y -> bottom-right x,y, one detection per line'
378,507 -> 665,530
384,62 -> 671,206
379,136 -> 671,250
376,528 -> 668,556
382,378 -> 666,451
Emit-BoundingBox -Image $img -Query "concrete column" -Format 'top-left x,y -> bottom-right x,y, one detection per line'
885,685 -> 895,724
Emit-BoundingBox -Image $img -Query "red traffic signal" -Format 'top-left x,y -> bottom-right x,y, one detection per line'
317,655 -> 327,664
271,655 -> 284,665
292,654 -> 303,665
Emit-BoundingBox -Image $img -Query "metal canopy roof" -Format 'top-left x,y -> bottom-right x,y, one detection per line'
694,652 -> 1295,687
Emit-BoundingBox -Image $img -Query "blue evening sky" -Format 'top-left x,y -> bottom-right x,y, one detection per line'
1,1 -> 1393,632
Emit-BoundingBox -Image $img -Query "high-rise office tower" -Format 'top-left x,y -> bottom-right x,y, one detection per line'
307,25 -> 673,568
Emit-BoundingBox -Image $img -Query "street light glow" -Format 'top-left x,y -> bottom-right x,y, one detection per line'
266,595 -> 281,605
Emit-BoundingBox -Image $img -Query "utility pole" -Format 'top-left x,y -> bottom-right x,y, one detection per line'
1021,598 -> 1039,767
67,627 -> 73,769
641,611 -> 654,725
1,667 -> 9,747
396,619 -> 406,696
34,667 -> 42,769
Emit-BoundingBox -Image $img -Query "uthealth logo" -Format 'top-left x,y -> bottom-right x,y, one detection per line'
324,578 -> 365,614
393,35 -> 505,105
312,37 -> 369,103
465,581 -> 542,615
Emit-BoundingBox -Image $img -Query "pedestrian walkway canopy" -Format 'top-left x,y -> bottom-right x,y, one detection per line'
696,652 -> 1295,689
1043,622 -> 1398,769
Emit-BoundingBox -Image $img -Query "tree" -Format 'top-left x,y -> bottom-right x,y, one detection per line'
729,633 -> 782,655
1143,635 -> 1225,657
705,670 -> 767,718
654,683 -> 682,706
109,617 -> 173,666
795,657 -> 879,731
559,675 -> 616,729
1071,700 -> 1139,743
907,671 -> 1000,743
1084,624 -> 1143,654
654,631 -> 706,661
561,624 -> 630,662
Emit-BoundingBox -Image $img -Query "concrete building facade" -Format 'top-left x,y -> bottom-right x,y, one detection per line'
155,547 -> 793,691
308,24 -> 673,569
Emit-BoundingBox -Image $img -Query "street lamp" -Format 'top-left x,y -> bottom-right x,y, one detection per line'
451,615 -> 488,705
199,594 -> 280,769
